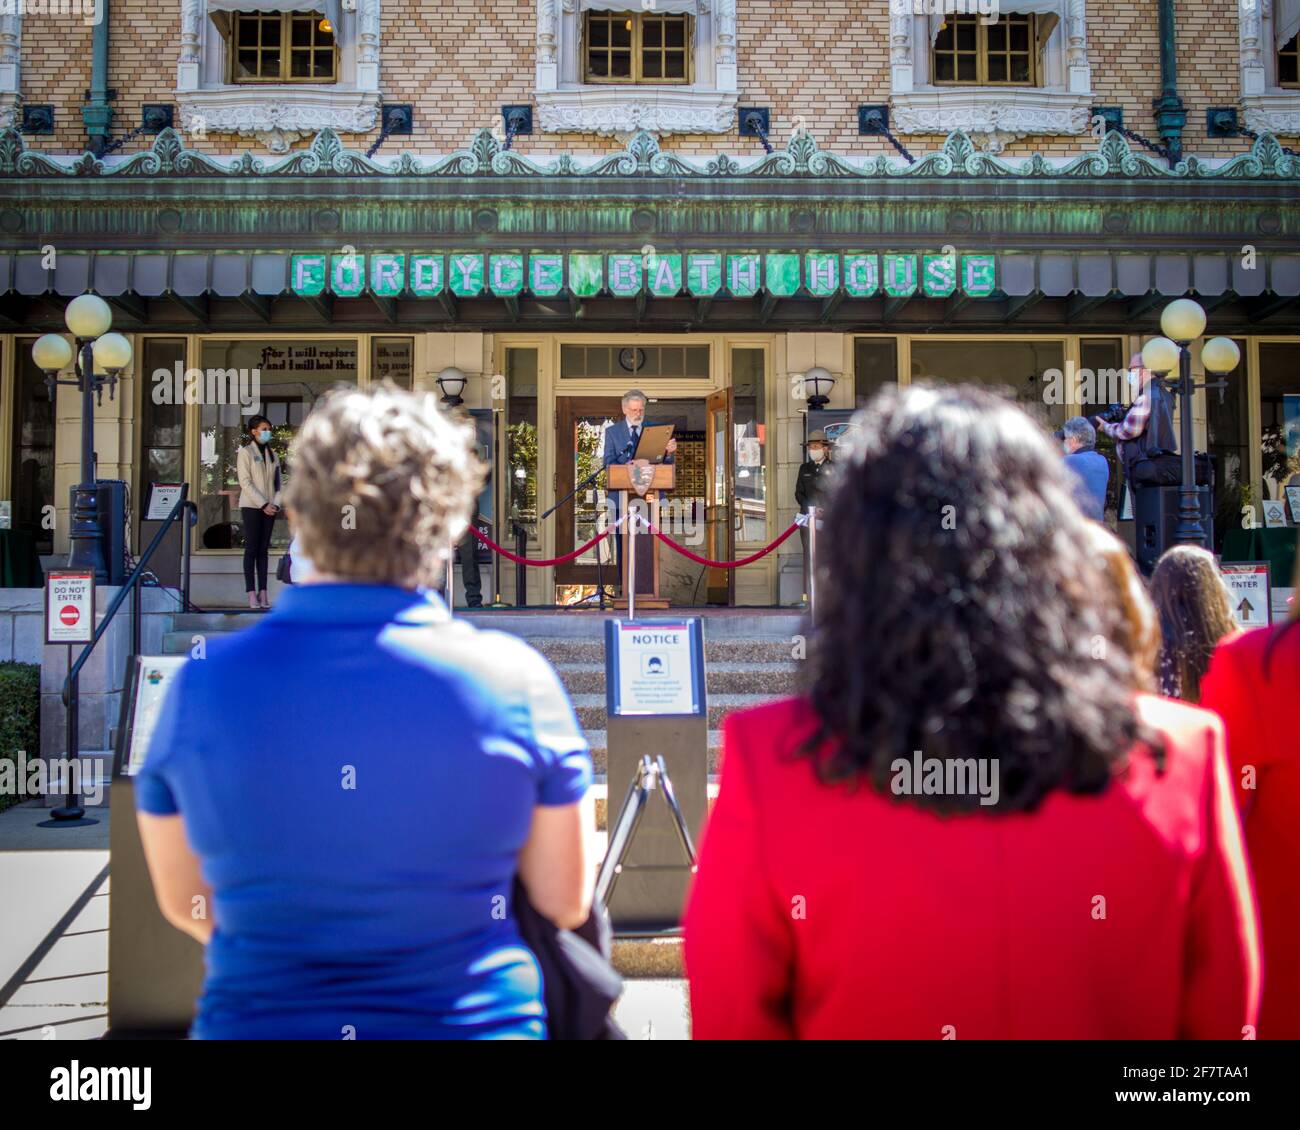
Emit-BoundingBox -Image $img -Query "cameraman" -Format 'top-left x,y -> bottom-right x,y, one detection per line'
1090,354 -> 1179,486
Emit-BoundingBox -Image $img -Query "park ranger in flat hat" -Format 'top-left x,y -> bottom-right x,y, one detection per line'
796,430 -> 835,603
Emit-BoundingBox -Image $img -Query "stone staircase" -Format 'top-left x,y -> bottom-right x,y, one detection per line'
157,607 -> 804,984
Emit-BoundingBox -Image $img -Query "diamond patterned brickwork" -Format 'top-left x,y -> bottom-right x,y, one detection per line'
13,2 -> 1267,159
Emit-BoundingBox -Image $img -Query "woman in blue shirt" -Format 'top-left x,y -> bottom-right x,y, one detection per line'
136,385 -> 594,1039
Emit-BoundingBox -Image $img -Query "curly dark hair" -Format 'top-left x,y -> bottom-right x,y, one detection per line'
800,383 -> 1159,814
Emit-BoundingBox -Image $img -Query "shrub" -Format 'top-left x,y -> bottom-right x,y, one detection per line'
0,662 -> 40,813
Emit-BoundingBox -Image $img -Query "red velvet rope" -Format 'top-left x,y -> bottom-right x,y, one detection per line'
470,517 -> 801,570
469,523 -> 616,567
644,520 -> 802,569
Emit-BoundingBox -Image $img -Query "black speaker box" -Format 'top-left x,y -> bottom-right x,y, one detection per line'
1133,484 -> 1214,577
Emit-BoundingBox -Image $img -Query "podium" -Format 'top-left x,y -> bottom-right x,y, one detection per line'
608,462 -> 674,609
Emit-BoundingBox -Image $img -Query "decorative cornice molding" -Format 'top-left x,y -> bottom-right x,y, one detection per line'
0,126 -> 1296,181
177,88 -> 382,154
1242,93 -> 1300,138
536,86 -> 738,137
891,90 -> 1093,153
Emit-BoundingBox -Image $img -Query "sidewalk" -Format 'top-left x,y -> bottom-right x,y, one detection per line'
0,800 -> 111,1039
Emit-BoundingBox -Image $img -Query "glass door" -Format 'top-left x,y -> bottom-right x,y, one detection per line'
555,396 -> 622,595
705,387 -> 734,604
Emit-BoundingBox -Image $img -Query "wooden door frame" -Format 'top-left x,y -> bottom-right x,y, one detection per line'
705,386 -> 734,605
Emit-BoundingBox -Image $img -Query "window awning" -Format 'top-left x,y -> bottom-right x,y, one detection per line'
1278,0 -> 1300,51
4,250 -> 1299,303
207,0 -> 342,32
928,1 -> 1062,45
580,1 -> 698,14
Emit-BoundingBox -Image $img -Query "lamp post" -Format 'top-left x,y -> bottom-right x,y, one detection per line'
32,294 -> 131,581
1140,298 -> 1240,548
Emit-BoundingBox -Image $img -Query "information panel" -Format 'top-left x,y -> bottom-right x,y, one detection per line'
605,619 -> 705,717
116,655 -> 189,778
45,569 -> 95,644
1221,562 -> 1272,628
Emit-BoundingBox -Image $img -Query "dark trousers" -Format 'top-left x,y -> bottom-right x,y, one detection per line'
458,526 -> 482,607
241,506 -> 275,592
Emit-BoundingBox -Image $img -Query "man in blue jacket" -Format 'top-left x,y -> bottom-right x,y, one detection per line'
1061,415 -> 1109,522
602,389 -> 676,590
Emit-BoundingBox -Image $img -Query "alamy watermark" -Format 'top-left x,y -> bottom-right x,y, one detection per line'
152,362 -> 261,411
0,751 -> 104,807
890,750 -> 1000,807
0,0 -> 103,25
1040,362 -> 1131,407
890,0 -> 1002,24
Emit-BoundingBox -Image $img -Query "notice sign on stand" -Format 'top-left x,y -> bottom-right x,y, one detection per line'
45,569 -> 95,644
145,483 -> 185,521
605,619 -> 705,717
1221,562 -> 1272,629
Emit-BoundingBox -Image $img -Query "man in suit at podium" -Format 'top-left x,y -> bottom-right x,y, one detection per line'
603,389 -> 677,589
603,389 -> 677,469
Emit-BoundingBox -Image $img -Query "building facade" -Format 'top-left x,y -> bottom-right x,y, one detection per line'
1,1 -> 1297,609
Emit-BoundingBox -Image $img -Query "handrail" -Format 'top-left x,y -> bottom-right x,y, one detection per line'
61,484 -> 189,708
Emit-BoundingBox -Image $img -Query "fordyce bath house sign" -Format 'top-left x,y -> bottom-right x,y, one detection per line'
289,251 -> 999,300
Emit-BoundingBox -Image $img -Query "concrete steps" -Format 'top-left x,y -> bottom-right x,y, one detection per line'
585,729 -> 723,777
555,660 -> 797,696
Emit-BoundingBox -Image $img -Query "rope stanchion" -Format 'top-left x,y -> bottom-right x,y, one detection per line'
643,520 -> 802,569
467,513 -> 798,573
469,513 -> 627,567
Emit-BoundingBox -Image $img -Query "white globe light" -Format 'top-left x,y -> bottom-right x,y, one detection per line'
804,366 -> 836,395
31,333 -> 73,373
1159,297 -> 1206,343
92,331 -> 133,372
1201,336 -> 1241,375
64,292 -> 113,339
1141,336 -> 1181,375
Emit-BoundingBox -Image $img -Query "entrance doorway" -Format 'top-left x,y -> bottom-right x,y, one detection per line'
553,396 -> 715,605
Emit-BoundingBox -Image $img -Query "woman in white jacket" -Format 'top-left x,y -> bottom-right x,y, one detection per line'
237,415 -> 282,609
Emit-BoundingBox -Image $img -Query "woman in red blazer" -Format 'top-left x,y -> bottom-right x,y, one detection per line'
684,384 -> 1260,1040
1201,562 -> 1300,1039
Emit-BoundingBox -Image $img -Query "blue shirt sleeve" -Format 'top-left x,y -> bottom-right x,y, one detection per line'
133,661 -> 196,816
518,645 -> 592,806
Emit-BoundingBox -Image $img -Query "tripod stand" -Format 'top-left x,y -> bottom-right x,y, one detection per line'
596,755 -> 698,917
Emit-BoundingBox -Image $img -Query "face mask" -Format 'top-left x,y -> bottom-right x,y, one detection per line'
810,448 -> 826,463
1128,370 -> 1142,393
257,430 -> 271,443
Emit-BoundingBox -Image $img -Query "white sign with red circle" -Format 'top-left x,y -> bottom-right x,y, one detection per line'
45,570 -> 96,644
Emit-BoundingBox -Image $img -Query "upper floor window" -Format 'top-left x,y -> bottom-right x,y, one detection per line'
583,10 -> 692,85
932,14 -> 1041,87
1280,33 -> 1299,89
229,11 -> 338,84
